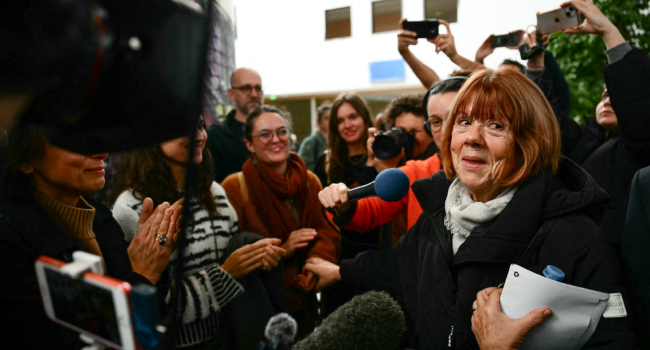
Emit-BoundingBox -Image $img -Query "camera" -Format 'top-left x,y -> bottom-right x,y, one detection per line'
519,32 -> 544,60
491,33 -> 520,48
564,5 -> 577,18
372,127 -> 415,160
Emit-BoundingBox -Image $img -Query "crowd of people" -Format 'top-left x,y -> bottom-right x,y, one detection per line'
1,0 -> 649,349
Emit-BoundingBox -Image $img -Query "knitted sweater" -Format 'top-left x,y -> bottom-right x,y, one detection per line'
112,182 -> 243,347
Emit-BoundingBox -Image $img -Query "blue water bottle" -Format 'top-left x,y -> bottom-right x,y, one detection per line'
543,265 -> 565,282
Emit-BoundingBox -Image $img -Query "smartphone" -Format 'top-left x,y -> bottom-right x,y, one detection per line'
35,256 -> 136,350
403,20 -> 439,39
537,5 -> 580,34
491,32 -> 520,48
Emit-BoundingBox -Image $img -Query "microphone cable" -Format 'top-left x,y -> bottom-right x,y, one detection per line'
320,206 -> 381,249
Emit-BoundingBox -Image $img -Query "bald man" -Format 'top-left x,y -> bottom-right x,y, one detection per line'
207,68 -> 264,182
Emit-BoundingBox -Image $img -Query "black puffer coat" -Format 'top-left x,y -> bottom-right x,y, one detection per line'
534,48 -> 650,252
340,158 -> 638,349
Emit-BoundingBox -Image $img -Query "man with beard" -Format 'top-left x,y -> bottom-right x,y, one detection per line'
208,68 -> 264,182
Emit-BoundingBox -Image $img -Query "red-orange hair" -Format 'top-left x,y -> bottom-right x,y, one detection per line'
440,68 -> 561,186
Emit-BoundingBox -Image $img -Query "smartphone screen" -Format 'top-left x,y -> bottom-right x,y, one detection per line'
36,256 -> 135,350
45,269 -> 124,346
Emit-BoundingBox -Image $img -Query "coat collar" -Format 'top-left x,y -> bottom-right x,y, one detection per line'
0,195 -> 79,262
411,157 -> 608,266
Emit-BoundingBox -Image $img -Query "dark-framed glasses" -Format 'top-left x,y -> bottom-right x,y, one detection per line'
424,118 -> 443,137
232,85 -> 263,95
253,127 -> 289,144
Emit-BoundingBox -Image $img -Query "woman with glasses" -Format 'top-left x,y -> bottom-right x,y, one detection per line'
221,106 -> 340,341
109,116 -> 285,349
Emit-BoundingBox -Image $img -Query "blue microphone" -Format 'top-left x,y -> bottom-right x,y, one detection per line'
347,168 -> 410,202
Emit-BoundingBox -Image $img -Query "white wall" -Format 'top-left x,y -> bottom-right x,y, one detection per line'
233,0 -> 564,98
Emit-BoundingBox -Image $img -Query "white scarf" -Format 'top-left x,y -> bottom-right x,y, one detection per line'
444,178 -> 518,255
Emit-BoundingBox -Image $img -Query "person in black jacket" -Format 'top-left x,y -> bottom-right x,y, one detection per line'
0,124 -> 183,349
621,165 -> 650,348
525,0 -> 650,253
307,67 -> 638,348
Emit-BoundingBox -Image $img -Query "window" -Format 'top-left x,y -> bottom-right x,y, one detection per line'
372,0 -> 401,33
326,7 -> 351,39
425,0 -> 457,23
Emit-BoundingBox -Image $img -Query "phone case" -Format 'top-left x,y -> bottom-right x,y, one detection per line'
403,20 -> 439,39
491,33 -> 520,48
537,6 -> 580,34
35,256 -> 136,350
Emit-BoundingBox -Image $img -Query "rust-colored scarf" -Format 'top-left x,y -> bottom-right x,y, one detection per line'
242,153 -> 310,241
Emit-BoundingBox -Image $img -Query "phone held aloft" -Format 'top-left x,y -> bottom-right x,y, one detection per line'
491,32 -> 520,48
403,19 -> 440,39
537,5 -> 580,34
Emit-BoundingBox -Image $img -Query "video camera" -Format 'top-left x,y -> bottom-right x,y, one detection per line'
372,127 -> 415,160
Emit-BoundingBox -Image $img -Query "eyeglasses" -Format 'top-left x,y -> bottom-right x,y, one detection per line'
232,85 -> 263,95
253,127 -> 289,144
429,119 -> 443,131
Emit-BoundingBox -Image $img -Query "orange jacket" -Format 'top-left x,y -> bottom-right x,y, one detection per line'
345,154 -> 442,233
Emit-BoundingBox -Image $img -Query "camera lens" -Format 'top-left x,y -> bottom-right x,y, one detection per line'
373,133 -> 401,160
565,6 -> 575,17
372,127 -> 416,160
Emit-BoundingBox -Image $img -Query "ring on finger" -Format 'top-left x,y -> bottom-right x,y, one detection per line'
156,234 -> 167,246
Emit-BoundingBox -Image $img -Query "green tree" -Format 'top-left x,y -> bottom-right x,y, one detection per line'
548,0 -> 650,121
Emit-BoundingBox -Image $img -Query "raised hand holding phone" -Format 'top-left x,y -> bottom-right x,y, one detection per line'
128,197 -> 184,285
430,19 -> 457,58
560,0 -> 625,49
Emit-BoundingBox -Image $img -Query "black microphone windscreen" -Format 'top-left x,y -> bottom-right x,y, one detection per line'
293,291 -> 406,350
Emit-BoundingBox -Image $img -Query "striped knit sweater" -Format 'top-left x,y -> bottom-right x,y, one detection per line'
112,182 -> 243,347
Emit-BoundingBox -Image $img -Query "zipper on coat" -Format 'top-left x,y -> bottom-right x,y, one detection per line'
448,325 -> 454,348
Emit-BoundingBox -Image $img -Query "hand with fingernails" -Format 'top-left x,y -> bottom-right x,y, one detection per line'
560,0 -> 625,49
221,238 -> 286,279
397,18 -> 418,55
281,228 -> 318,258
302,257 -> 341,292
471,287 -> 552,350
127,197 -> 184,285
430,20 -> 457,58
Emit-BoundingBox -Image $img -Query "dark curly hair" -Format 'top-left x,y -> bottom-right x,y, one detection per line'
106,120 -> 219,218
381,93 -> 425,129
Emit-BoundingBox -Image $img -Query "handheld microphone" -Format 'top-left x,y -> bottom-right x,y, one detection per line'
256,313 -> 297,350
293,291 -> 406,350
348,168 -> 410,202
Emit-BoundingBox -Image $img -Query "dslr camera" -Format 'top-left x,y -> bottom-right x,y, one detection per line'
372,127 -> 415,160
